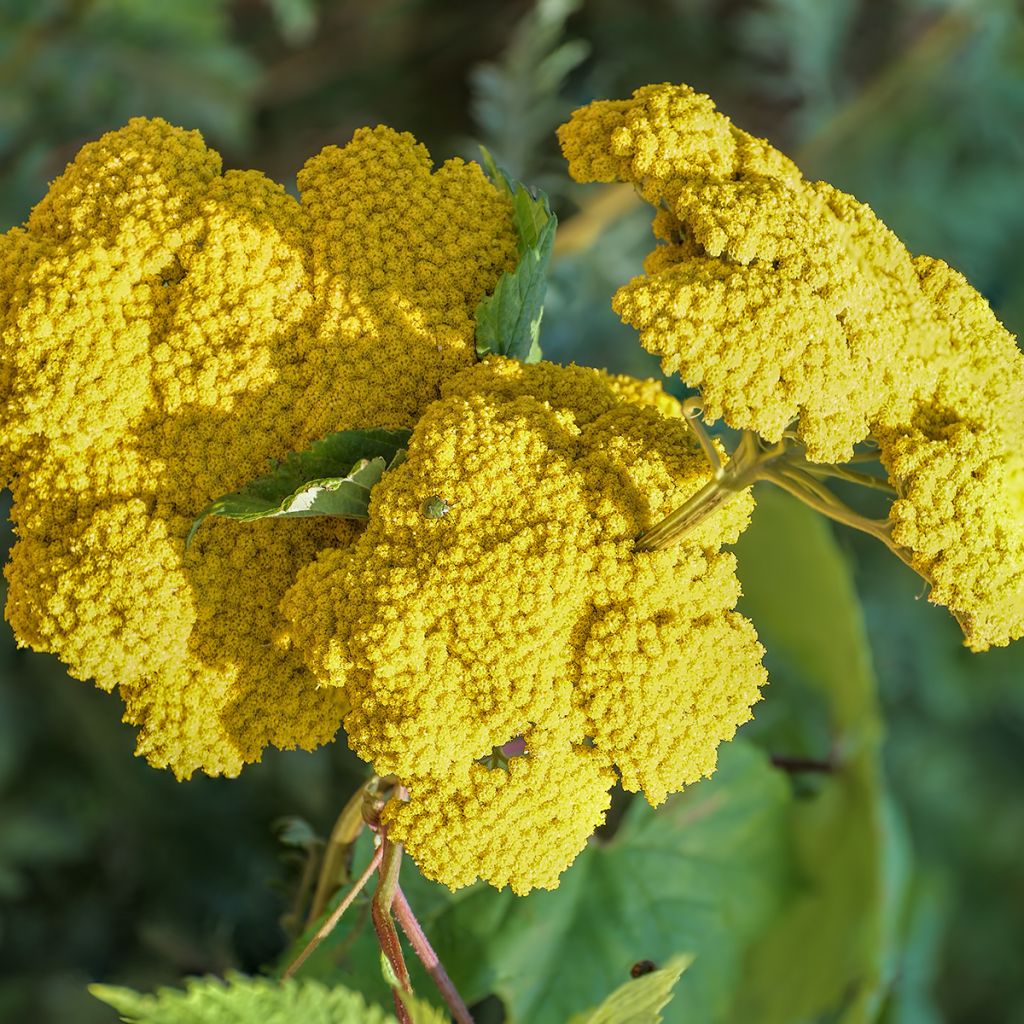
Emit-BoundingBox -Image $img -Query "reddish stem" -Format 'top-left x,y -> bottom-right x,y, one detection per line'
394,885 -> 475,1024
372,838 -> 412,1023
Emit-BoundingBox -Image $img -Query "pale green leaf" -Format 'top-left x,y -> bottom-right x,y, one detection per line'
728,487 -> 898,1023
89,972 -> 396,1023
572,955 -> 692,1024
186,427 -> 410,545
475,146 -> 556,363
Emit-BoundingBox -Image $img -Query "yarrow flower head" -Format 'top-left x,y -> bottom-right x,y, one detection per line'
280,358 -> 766,892
0,117 -> 517,777
875,258 -> 1024,651
5,83 -> 1020,908
558,83 -> 1024,650
557,82 -> 945,463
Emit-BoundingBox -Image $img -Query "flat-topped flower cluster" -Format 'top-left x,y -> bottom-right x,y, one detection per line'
559,83 -> 1024,651
2,82 -> 1020,894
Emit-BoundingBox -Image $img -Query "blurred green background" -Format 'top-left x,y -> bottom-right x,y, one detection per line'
1,1 -> 1023,1021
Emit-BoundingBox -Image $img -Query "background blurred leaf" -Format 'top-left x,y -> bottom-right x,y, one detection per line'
0,0 -> 256,229
729,488 -> 896,1023
469,0 -> 589,183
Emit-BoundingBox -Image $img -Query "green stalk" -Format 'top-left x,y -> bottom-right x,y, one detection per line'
306,785 -> 367,926
282,841 -> 384,980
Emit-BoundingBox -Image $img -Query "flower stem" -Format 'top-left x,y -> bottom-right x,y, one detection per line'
637,431 -> 785,551
282,840 -> 383,980
306,784 -> 368,926
373,838 -> 413,1023
682,399 -> 722,474
394,885 -> 475,1024
637,414 -> 918,573
800,462 -> 897,494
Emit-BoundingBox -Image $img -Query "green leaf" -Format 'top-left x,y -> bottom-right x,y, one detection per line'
728,487 -> 898,1023
570,955 -> 692,1024
186,427 -> 410,545
284,741 -> 793,1024
475,146 -> 556,364
89,972 -> 396,1023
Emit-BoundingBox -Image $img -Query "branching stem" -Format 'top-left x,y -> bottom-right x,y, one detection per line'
637,415 -> 922,580
373,838 -> 413,1023
801,462 -> 896,495
282,840 -> 384,980
637,430 -> 785,551
682,398 -> 722,474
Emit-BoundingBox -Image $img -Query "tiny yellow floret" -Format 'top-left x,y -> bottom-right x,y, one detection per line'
559,82 -> 1024,650
876,258 -> 1024,650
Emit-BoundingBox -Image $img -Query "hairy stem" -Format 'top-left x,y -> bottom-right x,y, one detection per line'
373,838 -> 412,1022
282,841 -> 384,980
394,885 -> 475,1024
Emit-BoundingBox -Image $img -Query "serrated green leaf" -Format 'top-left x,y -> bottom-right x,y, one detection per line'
573,955 -> 692,1024
186,427 -> 410,545
89,972 -> 396,1023
475,145 -> 556,364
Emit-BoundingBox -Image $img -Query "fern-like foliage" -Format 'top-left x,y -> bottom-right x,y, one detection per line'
90,973 -> 396,1024
469,0 -> 589,182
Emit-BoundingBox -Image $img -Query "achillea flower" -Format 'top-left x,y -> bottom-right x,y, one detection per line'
1,117 -> 517,777
559,83 -> 1024,651
280,358 -> 766,891
557,83 -> 944,463
876,258 -> 1024,650
383,723 -> 616,895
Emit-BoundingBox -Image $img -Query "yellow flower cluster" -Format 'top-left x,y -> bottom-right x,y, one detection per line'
280,358 -> 766,892
558,83 -> 1024,649
876,259 -> 1024,650
557,82 -> 943,464
1,117 -> 517,777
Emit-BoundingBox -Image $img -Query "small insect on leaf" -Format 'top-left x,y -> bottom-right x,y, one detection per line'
630,960 -> 658,978
422,495 -> 453,519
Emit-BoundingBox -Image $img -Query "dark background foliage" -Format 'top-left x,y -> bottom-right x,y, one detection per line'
1,1 -> 1022,1021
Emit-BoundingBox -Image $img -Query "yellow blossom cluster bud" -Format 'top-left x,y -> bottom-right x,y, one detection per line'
280,358 -> 766,891
1,117 -> 517,777
876,258 -> 1024,650
557,83 -> 944,463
